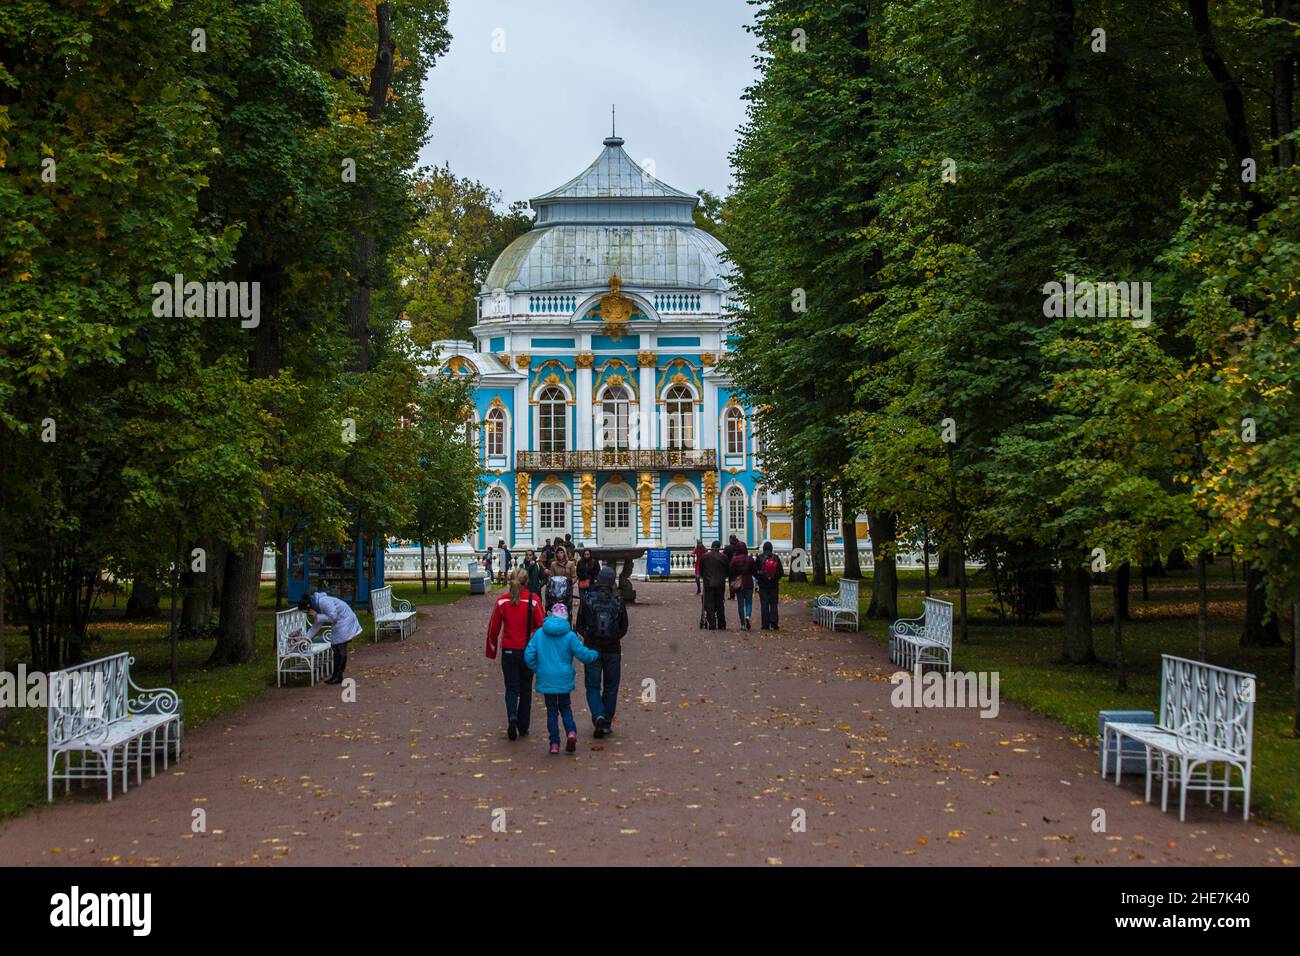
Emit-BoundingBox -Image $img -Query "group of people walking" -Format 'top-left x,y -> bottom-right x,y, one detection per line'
693,536 -> 784,631
486,545 -> 627,754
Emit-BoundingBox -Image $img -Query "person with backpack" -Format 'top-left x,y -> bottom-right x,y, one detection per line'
578,565 -> 628,737
542,539 -> 554,564
546,544 -> 577,616
691,539 -> 707,595
299,589 -> 362,685
485,568 -> 545,740
524,604 -> 598,754
728,541 -> 756,631
699,540 -> 730,630
755,541 -> 784,630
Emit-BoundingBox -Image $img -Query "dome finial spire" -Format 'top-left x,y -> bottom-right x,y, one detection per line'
604,105 -> 624,147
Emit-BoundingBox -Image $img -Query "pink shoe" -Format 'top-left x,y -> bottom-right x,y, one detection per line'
549,742 -> 560,754
565,732 -> 577,753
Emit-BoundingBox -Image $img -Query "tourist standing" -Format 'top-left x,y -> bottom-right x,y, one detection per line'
691,539 -> 707,594
728,541 -> 756,631
699,540 -> 729,630
575,547 -> 600,611
755,541 -> 784,630
497,539 -> 512,585
300,590 -> 362,685
547,544 -> 577,616
485,569 -> 545,740
579,565 -> 628,737
542,539 -> 554,564
524,604 -> 598,754
522,549 -> 547,593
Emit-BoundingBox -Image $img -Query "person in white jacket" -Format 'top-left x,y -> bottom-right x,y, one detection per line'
299,591 -> 362,684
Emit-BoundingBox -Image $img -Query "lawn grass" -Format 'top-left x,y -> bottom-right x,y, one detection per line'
781,565 -> 1300,830
0,580 -> 468,820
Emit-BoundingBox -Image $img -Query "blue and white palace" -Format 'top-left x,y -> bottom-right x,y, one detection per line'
433,131 -> 819,558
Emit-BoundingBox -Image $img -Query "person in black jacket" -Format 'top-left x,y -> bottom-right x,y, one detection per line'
579,566 -> 628,737
699,540 -> 730,629
755,541 -> 784,630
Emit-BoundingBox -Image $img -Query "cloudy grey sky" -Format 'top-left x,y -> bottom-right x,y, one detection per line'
419,0 -> 760,209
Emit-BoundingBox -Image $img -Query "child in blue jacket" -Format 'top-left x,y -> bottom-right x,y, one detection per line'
524,604 -> 599,753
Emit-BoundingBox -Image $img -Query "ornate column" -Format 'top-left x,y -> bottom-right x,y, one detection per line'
579,471 -> 596,538
701,369 -> 718,450
576,352 -> 594,451
516,476 -> 530,544
637,472 -> 654,539
637,351 -> 657,450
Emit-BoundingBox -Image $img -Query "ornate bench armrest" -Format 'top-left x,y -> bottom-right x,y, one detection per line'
394,599 -> 414,613
127,673 -> 182,718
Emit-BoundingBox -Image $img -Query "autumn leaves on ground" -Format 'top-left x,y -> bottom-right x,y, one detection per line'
0,579 -> 1296,866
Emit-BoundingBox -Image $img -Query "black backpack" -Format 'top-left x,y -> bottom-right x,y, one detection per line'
588,591 -> 621,644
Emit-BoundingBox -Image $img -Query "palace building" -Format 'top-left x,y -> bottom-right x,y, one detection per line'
433,131 -> 858,558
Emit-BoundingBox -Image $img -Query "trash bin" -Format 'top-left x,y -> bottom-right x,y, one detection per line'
1098,709 -> 1155,775
468,562 -> 486,595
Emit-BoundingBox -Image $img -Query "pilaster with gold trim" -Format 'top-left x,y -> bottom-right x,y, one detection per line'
578,472 -> 596,537
637,472 -> 654,538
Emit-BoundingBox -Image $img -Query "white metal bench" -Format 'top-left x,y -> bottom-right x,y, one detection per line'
47,653 -> 183,802
276,607 -> 333,686
1102,654 -> 1254,821
889,597 -> 954,673
811,578 -> 860,632
371,585 -> 416,642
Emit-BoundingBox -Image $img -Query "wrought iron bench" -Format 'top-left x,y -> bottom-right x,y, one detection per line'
1102,655 -> 1254,821
276,607 -> 333,686
371,585 -> 416,642
811,578 -> 860,632
889,597 -> 954,673
47,653 -> 183,802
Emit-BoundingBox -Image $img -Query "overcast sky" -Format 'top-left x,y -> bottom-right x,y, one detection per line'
419,0 -> 760,210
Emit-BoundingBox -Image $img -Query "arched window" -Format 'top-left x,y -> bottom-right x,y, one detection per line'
537,483 -> 568,539
484,486 -> 505,538
665,384 -> 695,450
663,482 -> 696,546
485,406 -> 506,458
725,485 -> 747,544
598,384 -> 630,450
539,386 -> 567,452
724,406 -> 746,456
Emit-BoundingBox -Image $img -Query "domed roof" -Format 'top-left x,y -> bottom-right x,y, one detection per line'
484,135 -> 729,293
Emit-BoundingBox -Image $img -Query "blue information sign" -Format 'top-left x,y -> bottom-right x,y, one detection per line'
646,548 -> 671,577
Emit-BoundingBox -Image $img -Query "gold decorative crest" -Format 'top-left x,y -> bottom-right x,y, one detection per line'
600,274 -> 633,339
575,352 -> 595,369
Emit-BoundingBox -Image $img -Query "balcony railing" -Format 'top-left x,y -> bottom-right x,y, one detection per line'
515,449 -> 717,471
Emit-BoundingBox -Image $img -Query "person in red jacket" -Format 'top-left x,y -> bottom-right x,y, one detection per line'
486,568 -> 545,740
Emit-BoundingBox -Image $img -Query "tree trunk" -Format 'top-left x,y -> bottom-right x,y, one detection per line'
0,523 -> 7,730
1270,0 -> 1297,170
274,543 -> 287,611
937,548 -> 950,583
922,528 -> 931,596
866,511 -> 898,620
442,542 -> 450,588
1113,572 -> 1127,691
1166,547 -> 1191,572
420,539 -> 428,593
1241,561 -> 1282,646
841,499 -> 862,580
809,481 -> 826,586
210,534 -> 266,665
1196,550 -> 1209,660
168,533 -> 182,687
956,531 -> 969,644
1293,601 -> 1299,737
1116,561 -> 1131,621
1060,561 -> 1096,664
790,485 -> 808,583
126,579 -> 161,619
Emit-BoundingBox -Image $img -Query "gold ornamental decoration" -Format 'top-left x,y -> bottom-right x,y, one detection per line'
637,472 -> 654,537
516,477 -> 530,528
637,351 -> 657,368
703,471 -> 718,525
575,352 -> 595,369
599,274 -> 634,339
515,354 -> 531,369
699,352 -> 717,367
579,472 -> 596,537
